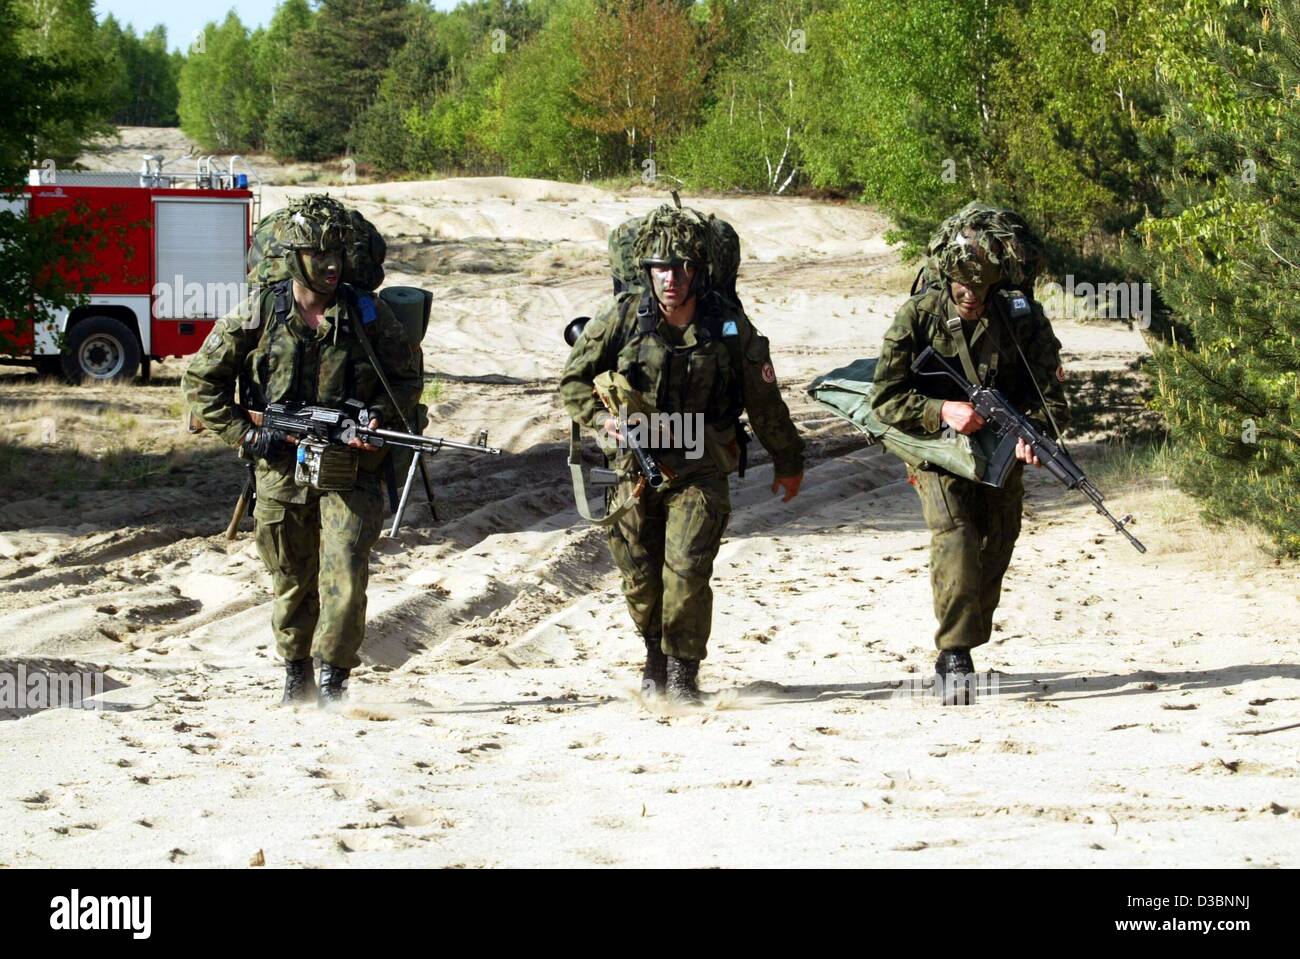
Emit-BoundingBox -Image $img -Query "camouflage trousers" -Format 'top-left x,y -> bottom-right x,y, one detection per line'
909,463 -> 1024,652
607,471 -> 731,662
252,480 -> 386,670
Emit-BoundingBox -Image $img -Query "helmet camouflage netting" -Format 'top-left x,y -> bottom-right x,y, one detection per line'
275,195 -> 349,255
632,205 -> 714,285
925,202 -> 1044,288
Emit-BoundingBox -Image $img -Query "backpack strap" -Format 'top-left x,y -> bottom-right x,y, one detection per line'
713,299 -> 750,477
256,280 -> 296,404
344,285 -> 415,434
634,288 -> 657,336
567,419 -> 642,527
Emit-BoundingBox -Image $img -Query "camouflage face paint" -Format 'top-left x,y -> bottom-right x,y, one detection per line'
298,250 -> 342,295
650,261 -> 695,307
950,278 -> 992,319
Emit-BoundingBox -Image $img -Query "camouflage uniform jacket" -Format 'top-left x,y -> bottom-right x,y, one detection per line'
182,281 -> 422,503
560,289 -> 805,478
872,284 -> 1069,438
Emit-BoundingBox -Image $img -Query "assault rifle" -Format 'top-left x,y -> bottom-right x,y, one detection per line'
564,316 -> 670,493
251,399 -> 501,458
201,399 -> 500,538
253,399 -> 500,535
911,346 -> 1146,554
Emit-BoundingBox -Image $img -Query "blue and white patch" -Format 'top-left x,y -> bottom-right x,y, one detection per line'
722,320 -> 739,337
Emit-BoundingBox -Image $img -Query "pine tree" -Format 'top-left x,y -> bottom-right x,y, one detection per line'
266,0 -> 410,161
1135,2 -> 1300,554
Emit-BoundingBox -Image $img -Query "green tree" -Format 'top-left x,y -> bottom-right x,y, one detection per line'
668,0 -> 828,193
571,0 -> 712,168
1132,1 -> 1300,552
798,0 -> 1006,253
266,0 -> 410,161
252,0 -> 315,121
351,0 -> 550,173
983,0 -> 1167,274
1,0 -> 125,353
15,0 -> 118,162
352,6 -> 452,172
485,0 -> 617,179
178,13 -> 265,151
98,18 -> 181,126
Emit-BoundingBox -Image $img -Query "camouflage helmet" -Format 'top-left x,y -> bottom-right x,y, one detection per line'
276,195 -> 348,255
925,202 -> 1044,289
632,204 -> 713,296
273,195 -> 348,293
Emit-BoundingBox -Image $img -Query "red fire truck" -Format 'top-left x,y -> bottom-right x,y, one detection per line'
1,155 -> 259,383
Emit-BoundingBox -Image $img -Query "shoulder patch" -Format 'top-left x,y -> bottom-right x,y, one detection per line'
356,292 -> 377,326
1005,293 -> 1031,318
722,320 -> 739,337
761,362 -> 776,384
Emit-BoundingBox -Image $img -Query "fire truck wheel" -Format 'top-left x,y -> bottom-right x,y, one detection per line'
61,316 -> 141,384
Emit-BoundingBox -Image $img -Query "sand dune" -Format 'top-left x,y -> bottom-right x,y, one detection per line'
0,130 -> 1295,868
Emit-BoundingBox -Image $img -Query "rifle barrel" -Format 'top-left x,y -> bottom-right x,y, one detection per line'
365,427 -> 501,455
1079,481 -> 1147,553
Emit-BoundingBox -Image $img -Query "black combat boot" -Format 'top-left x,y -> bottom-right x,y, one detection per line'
666,656 -> 702,705
318,662 -> 350,708
280,657 -> 316,706
935,649 -> 976,706
641,639 -> 668,696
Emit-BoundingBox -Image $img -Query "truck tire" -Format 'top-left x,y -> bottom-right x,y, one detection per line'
61,316 -> 141,384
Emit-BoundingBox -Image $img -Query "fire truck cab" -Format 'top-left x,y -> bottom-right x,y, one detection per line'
1,155 -> 259,383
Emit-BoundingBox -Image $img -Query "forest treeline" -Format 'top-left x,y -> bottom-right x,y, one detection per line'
6,0 -> 1297,554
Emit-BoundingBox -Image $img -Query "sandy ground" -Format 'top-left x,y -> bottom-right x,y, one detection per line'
0,130 -> 1296,868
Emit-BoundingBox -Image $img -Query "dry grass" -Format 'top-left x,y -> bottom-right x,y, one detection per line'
0,391 -> 196,494
1084,438 -> 1286,572
421,378 -> 444,406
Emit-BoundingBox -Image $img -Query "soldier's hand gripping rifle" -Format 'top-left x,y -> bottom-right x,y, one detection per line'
564,317 -> 673,515
911,346 -> 1146,554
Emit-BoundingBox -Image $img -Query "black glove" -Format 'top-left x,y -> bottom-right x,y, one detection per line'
241,426 -> 289,460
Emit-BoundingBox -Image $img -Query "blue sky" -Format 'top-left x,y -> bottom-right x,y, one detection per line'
99,0 -> 463,52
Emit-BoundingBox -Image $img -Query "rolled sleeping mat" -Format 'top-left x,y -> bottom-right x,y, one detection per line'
379,286 -> 433,347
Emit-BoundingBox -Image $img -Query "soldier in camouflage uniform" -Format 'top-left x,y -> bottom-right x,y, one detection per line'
560,205 -> 806,703
182,199 -> 421,707
870,203 -> 1068,701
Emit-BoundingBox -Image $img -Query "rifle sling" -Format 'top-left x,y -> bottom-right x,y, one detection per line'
568,420 -> 639,527
348,294 -> 416,435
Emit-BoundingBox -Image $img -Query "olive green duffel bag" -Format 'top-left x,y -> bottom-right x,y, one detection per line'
807,357 -> 1001,482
